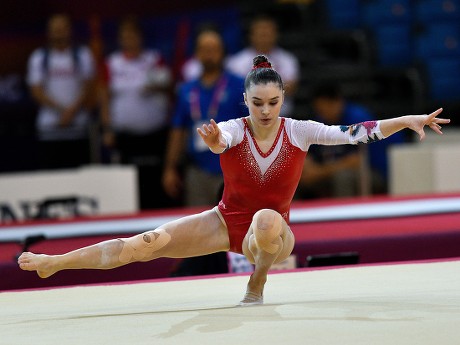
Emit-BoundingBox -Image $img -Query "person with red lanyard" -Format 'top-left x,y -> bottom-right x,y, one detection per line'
18,55 -> 449,306
162,27 -> 246,207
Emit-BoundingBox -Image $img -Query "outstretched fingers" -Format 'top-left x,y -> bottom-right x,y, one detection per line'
429,122 -> 443,135
196,120 -> 227,152
197,124 -> 211,136
196,125 -> 212,143
197,120 -> 219,137
417,108 -> 450,140
428,108 -> 450,124
428,108 -> 443,121
426,108 -> 450,136
209,118 -> 219,129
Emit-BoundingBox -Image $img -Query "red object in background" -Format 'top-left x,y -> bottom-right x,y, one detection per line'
2,194 -> 460,291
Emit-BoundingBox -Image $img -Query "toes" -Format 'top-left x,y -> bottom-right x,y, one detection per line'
17,252 -> 31,264
19,260 -> 32,268
19,262 -> 31,271
17,257 -> 27,265
17,253 -> 36,270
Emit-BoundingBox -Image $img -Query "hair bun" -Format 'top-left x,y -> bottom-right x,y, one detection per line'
252,55 -> 272,69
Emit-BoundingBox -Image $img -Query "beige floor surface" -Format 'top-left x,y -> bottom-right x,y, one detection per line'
1,260 -> 460,345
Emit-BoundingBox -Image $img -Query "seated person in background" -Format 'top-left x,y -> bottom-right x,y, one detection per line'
298,82 -> 401,199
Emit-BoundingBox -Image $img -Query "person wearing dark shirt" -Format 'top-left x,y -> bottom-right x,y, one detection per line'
299,82 -> 403,198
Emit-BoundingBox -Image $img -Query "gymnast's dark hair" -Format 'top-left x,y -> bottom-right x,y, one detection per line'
244,55 -> 284,91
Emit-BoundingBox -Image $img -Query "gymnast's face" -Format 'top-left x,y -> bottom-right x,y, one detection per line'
244,82 -> 284,128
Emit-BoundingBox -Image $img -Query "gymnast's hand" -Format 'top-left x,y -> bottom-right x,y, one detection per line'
197,119 -> 228,154
380,108 -> 451,140
407,108 -> 451,141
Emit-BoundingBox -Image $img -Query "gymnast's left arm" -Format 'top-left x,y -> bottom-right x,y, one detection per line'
301,108 -> 450,147
379,108 -> 450,141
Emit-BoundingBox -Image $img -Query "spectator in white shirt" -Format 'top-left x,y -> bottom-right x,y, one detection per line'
27,14 -> 96,169
226,15 -> 300,116
100,16 -> 173,209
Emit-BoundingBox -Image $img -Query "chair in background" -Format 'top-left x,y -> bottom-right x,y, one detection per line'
414,0 -> 460,24
324,0 -> 361,30
373,23 -> 413,67
360,0 -> 413,67
414,23 -> 460,60
361,0 -> 411,27
424,57 -> 460,100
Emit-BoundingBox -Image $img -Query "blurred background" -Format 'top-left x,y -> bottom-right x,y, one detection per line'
0,0 -> 459,204
1,0 -> 460,289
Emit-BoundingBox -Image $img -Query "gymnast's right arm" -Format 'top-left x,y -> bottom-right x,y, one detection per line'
196,119 -> 229,154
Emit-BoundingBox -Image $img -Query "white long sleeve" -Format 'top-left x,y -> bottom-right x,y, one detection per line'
217,117 -> 386,154
286,119 -> 386,151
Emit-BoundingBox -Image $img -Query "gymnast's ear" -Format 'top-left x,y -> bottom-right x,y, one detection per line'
243,93 -> 248,107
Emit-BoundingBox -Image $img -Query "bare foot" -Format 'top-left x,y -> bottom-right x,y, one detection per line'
239,273 -> 265,306
17,252 -> 58,278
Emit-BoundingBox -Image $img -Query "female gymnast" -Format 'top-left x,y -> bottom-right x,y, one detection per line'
18,55 -> 450,305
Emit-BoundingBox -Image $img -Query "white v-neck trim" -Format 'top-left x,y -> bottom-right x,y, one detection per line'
245,126 -> 284,175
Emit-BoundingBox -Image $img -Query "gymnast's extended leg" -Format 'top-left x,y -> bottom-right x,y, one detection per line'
18,210 -> 230,278
241,209 -> 295,305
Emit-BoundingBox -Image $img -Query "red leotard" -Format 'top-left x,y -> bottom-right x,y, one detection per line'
218,118 -> 306,253
216,117 -> 384,253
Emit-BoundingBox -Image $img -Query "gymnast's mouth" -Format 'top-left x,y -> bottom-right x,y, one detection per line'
260,118 -> 272,125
